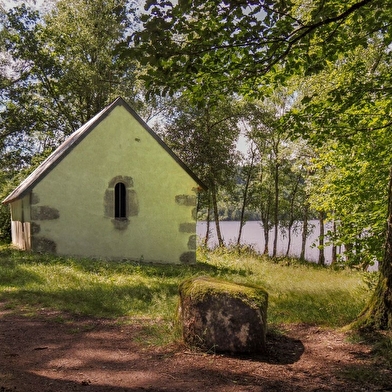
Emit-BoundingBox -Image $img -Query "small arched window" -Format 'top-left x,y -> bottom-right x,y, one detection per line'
114,182 -> 126,219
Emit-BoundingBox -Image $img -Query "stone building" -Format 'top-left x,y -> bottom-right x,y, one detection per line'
3,97 -> 205,264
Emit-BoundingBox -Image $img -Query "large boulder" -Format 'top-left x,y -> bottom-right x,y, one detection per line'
178,276 -> 268,354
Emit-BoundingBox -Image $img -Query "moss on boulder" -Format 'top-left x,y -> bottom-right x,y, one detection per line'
178,276 -> 268,354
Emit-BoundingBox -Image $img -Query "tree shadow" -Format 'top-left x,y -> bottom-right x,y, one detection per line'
0,258 -> 45,288
1,311 -> 391,392
214,328 -> 305,365
0,313 -> 305,392
264,329 -> 305,364
1,280 -> 181,317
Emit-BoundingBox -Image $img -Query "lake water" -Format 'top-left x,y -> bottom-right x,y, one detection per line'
196,220 -> 337,264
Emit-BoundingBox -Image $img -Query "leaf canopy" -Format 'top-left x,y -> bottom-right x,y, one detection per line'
132,0 -> 391,98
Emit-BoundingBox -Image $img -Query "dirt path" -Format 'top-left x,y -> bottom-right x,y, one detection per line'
1,307 -> 391,392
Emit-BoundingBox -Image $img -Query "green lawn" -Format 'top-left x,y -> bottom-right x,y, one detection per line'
0,245 -> 372,334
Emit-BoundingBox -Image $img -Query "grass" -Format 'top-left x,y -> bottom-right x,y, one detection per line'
200,247 -> 370,327
0,245 -> 372,343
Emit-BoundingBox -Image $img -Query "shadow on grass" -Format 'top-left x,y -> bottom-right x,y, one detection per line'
68,258 -> 252,279
0,248 -> 256,319
0,258 -> 45,288
0,248 -> 250,277
0,280 -> 181,317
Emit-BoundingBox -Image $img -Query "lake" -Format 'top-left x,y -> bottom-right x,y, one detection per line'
196,220 -> 338,264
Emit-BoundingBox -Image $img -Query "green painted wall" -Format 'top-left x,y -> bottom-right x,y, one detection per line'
29,105 -> 199,263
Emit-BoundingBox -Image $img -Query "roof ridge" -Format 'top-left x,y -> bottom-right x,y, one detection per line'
3,97 -> 206,205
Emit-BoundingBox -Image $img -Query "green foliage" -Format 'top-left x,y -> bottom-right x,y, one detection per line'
0,0 -> 141,174
0,174 -> 13,243
131,0 -> 391,99
293,40 -> 392,269
159,94 -> 242,245
131,0 -> 392,274
236,97 -> 315,256
160,94 -> 241,189
309,142 -> 388,269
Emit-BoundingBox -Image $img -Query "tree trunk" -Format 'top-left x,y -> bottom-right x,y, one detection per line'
203,204 -> 212,248
354,167 -> 392,330
331,220 -> 337,266
261,196 -> 272,256
285,176 -> 300,257
237,222 -> 245,247
272,161 -> 279,257
262,219 -> 270,255
211,187 -> 224,247
285,223 -> 293,257
237,152 -> 255,246
300,203 -> 309,261
318,211 -> 325,266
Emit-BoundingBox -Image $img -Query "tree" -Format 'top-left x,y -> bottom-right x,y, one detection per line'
280,157 -> 306,258
307,137 -> 388,269
244,93 -> 310,258
1,0 -> 140,167
133,0 -> 389,97
235,145 -> 258,247
299,198 -> 312,262
132,0 -> 392,329
288,34 -> 392,326
243,101 -> 277,255
158,94 -> 241,247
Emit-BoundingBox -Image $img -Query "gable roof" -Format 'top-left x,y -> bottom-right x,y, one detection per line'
3,97 -> 207,204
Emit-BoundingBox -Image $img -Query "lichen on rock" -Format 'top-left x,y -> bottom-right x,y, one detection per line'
178,276 -> 268,354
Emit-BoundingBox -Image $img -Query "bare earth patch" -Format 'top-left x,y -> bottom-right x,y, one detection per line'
1,306 -> 391,392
